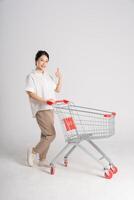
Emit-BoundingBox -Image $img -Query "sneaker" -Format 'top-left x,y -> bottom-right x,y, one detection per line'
38,159 -> 50,167
27,148 -> 36,167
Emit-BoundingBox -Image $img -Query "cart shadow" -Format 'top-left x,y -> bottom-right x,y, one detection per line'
2,149 -> 106,178
57,161 -> 104,178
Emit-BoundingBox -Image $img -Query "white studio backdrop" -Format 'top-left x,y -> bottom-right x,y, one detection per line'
0,0 -> 134,155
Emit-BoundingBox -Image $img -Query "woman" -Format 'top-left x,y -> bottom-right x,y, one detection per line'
25,50 -> 62,167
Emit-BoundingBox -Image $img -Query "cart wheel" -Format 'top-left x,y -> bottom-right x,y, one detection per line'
50,166 -> 55,175
110,165 -> 118,174
64,159 -> 68,167
104,170 -> 113,179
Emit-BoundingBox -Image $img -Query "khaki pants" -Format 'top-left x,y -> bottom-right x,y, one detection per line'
34,110 -> 56,160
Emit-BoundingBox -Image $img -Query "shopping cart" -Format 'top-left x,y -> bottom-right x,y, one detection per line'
47,99 -> 118,179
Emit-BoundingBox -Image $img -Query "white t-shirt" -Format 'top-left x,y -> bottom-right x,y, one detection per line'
25,70 -> 56,117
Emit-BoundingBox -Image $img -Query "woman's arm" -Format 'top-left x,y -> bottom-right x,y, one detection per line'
27,91 -> 55,104
26,91 -> 47,104
55,68 -> 62,93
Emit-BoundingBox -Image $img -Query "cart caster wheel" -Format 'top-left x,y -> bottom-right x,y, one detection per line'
110,165 -> 118,174
104,170 -> 113,179
50,166 -> 55,175
64,159 -> 68,167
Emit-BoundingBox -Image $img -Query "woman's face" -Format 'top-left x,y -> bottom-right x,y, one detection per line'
36,55 -> 49,71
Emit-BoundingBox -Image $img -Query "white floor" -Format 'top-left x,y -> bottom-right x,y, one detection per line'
0,139 -> 134,200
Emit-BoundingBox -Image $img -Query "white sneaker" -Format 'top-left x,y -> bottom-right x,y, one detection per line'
38,159 -> 50,167
27,148 -> 36,167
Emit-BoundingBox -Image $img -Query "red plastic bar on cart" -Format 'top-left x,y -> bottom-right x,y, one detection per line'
104,114 -> 112,118
47,99 -> 69,105
112,112 -> 116,116
104,112 -> 116,118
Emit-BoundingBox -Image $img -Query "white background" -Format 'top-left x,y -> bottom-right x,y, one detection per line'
0,0 -> 134,200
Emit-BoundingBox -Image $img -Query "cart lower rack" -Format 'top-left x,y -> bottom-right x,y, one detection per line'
47,100 -> 118,179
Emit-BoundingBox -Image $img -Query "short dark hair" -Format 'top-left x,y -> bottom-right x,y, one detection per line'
35,50 -> 49,62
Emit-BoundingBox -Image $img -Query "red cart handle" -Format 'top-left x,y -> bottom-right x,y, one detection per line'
47,99 -> 69,105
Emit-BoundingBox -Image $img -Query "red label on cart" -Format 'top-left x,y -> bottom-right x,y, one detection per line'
63,117 -> 76,131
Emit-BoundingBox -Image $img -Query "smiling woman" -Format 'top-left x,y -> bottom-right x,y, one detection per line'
25,50 -> 62,167
35,50 -> 49,72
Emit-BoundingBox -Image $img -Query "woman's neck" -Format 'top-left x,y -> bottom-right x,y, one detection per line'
35,68 -> 44,73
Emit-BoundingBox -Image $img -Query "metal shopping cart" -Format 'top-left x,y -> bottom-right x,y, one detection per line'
47,99 -> 118,179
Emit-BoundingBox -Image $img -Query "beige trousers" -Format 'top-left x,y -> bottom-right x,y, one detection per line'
34,110 -> 56,160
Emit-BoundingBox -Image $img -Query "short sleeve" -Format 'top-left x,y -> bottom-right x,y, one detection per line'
25,75 -> 36,93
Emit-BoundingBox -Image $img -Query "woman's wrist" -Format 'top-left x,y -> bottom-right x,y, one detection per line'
41,99 -> 47,104
58,76 -> 62,82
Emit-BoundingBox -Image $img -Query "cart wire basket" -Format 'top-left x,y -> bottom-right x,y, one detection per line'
47,99 -> 118,179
